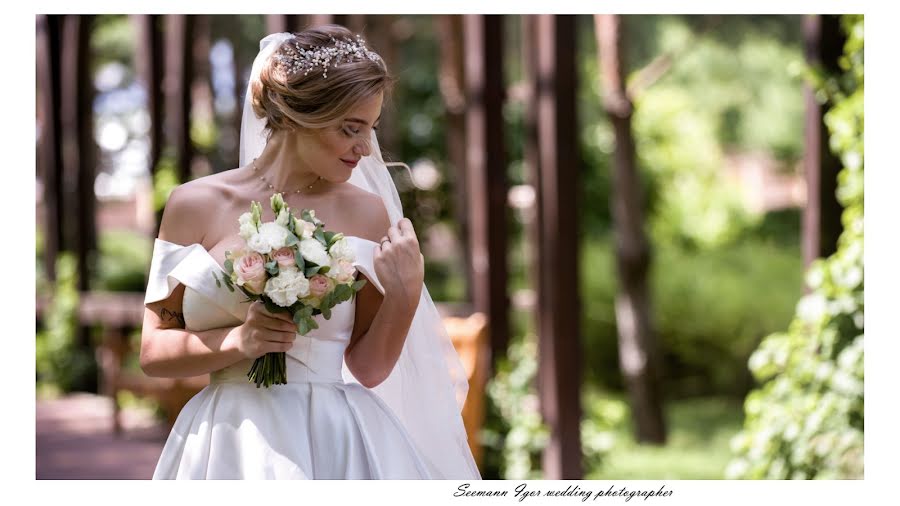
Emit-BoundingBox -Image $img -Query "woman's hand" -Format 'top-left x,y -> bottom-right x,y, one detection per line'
374,218 -> 424,309
228,301 -> 297,359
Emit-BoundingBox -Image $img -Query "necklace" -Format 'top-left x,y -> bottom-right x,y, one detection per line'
252,158 -> 323,195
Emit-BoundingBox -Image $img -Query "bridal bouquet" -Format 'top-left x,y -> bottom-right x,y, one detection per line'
213,193 -> 366,387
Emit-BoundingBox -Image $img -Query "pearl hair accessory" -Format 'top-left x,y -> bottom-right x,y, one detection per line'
275,35 -> 382,79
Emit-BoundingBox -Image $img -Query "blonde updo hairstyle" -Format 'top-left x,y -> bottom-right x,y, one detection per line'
250,25 -> 393,141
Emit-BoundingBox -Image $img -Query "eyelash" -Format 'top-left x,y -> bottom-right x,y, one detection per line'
342,125 -> 378,138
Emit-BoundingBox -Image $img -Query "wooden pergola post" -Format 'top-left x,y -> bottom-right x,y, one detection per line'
164,15 -> 195,184
134,15 -> 164,178
462,14 -> 509,372
528,14 -> 583,480
37,14 -> 64,282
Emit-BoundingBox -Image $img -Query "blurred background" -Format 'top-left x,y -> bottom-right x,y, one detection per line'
35,14 -> 864,480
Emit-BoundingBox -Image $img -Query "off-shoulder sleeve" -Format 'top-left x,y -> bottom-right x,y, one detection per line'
346,236 -> 385,294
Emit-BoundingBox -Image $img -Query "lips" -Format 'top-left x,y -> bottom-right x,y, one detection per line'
340,158 -> 359,168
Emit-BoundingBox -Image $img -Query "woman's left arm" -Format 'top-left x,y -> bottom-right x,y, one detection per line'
345,217 -> 424,388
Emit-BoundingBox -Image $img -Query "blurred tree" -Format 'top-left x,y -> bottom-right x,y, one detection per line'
594,14 -> 666,445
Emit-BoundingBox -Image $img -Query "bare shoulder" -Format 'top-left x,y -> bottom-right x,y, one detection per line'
334,183 -> 392,242
157,172 -> 237,246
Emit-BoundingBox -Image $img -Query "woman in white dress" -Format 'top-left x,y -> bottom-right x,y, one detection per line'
140,25 -> 481,479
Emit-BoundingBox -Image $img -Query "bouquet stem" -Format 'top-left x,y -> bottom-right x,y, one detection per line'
247,352 -> 287,388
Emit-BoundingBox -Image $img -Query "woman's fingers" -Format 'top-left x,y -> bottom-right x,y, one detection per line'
398,218 -> 417,240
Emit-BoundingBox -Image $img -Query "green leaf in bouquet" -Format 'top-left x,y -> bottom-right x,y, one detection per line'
212,272 -> 221,288
304,265 -> 322,278
299,305 -> 314,318
265,261 -> 279,276
318,265 -> 330,274
306,316 -> 319,330
321,305 -> 332,320
224,258 -> 234,273
294,251 -> 305,271
263,297 -> 285,315
351,279 -> 367,292
285,232 -> 300,247
314,226 -> 326,245
297,318 -> 310,335
334,283 -> 351,301
324,231 -> 336,245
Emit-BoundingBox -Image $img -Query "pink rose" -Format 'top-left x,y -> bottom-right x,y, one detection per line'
273,247 -> 296,269
308,274 -> 332,298
333,259 -> 356,283
236,251 -> 267,294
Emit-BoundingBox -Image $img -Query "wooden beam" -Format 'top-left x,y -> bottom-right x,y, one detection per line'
134,15 -> 164,177
462,15 -> 509,372
531,14 -> 583,479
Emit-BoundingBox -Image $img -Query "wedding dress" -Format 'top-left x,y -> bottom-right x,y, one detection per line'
146,235 -> 474,479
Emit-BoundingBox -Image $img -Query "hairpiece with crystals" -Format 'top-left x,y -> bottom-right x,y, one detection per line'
275,34 -> 382,79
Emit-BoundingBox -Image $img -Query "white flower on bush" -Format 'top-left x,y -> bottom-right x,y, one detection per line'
329,237 -> 354,262
238,212 -> 257,240
248,222 -> 290,253
264,268 -> 310,307
299,237 -> 330,266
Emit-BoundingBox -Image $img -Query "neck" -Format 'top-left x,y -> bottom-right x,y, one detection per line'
252,131 -> 330,195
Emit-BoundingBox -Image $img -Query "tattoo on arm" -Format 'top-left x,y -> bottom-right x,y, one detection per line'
159,308 -> 186,328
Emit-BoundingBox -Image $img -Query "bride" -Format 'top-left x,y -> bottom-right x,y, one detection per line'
139,25 -> 481,479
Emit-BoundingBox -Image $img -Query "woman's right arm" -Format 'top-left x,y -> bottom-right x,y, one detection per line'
139,184 -> 297,378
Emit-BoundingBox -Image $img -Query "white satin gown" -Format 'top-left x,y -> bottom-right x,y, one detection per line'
144,236 -> 441,479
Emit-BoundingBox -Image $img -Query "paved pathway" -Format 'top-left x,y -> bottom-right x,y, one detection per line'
36,393 -> 168,479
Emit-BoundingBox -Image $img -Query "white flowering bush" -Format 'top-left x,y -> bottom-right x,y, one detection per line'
726,15 -> 864,479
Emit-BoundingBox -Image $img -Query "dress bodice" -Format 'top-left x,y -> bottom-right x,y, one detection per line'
144,236 -> 384,385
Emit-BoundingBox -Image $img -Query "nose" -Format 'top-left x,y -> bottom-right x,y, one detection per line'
352,137 -> 372,158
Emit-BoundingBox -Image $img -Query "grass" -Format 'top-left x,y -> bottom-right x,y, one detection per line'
588,396 -> 746,480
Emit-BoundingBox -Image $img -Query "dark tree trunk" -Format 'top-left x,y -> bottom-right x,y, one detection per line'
595,14 -> 667,445
134,15 -> 164,178
528,14 -> 583,480
36,14 -> 64,282
60,14 -> 99,392
436,14 -> 473,304
802,14 -> 845,270
462,15 -> 509,374
164,15 -> 195,184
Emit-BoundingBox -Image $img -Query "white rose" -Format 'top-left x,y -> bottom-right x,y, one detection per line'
328,237 -> 355,262
238,212 -> 256,240
275,208 -> 290,227
264,268 -> 310,307
299,238 -> 330,266
327,257 -> 357,284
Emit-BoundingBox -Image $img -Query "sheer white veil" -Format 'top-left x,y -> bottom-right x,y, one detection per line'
240,33 -> 480,479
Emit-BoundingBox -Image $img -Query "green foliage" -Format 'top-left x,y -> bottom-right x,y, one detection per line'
481,322 -> 549,479
726,15 -> 864,480
93,229 -> 151,292
36,253 -> 96,393
581,235 -> 802,396
152,152 -> 181,213
633,87 -> 760,249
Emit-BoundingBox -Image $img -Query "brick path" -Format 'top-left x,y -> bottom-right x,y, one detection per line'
36,393 -> 168,479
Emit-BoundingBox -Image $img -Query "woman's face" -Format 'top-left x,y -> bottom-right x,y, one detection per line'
299,91 -> 384,183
